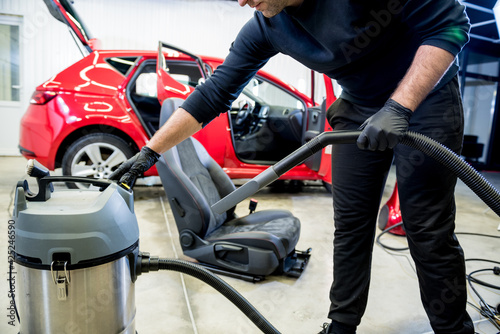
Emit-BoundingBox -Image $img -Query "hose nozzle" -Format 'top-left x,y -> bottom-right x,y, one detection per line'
26,159 -> 50,178
26,159 -> 53,192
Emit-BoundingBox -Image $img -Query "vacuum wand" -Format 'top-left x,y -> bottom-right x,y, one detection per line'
211,130 -> 360,214
212,130 -> 500,218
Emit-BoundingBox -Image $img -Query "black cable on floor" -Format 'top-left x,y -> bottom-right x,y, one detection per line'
375,222 -> 408,251
466,268 -> 500,331
457,232 -> 500,239
466,259 -> 500,266
377,225 -> 500,331
465,260 -> 500,299
376,227 -> 500,253
467,301 -> 500,333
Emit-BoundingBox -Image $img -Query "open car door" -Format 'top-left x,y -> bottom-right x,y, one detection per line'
303,74 -> 337,181
156,41 -> 210,104
43,0 -> 101,53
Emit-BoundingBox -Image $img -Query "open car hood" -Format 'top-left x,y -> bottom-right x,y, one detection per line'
43,0 -> 101,53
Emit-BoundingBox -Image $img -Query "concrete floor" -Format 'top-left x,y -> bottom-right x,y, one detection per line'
0,156 -> 499,334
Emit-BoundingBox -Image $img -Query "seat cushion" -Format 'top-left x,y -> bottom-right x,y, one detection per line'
205,210 -> 300,259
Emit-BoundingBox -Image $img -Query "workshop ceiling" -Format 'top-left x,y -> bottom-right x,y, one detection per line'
462,0 -> 500,60
463,0 -> 499,41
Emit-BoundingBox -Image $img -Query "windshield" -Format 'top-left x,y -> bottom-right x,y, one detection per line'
232,77 -> 304,111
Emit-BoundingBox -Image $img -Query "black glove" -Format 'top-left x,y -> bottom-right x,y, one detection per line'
109,146 -> 161,188
357,99 -> 413,151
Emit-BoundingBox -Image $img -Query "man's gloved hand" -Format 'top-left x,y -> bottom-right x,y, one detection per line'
357,98 -> 413,151
109,146 -> 161,188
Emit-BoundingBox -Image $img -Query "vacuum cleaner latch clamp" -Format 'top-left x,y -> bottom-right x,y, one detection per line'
51,261 -> 71,301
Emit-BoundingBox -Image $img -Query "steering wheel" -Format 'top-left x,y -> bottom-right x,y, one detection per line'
235,100 -> 254,126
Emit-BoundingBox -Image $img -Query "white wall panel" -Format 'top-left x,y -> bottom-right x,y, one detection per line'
0,0 -> 313,155
73,0 -> 311,93
0,0 -> 83,155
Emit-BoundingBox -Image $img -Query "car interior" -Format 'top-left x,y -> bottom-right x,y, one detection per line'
229,77 -> 307,163
126,59 -> 309,165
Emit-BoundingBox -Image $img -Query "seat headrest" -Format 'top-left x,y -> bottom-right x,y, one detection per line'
159,98 -> 185,127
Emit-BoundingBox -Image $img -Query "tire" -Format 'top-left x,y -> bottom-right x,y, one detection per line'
62,133 -> 135,189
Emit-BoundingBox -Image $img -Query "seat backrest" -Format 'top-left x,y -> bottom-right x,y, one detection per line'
156,98 -> 236,238
288,109 -> 303,142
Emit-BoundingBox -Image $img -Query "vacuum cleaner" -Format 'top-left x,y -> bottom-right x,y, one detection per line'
10,130 -> 500,334
11,162 -> 280,334
12,165 -> 139,333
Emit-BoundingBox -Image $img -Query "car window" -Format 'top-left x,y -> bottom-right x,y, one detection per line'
166,61 -> 204,87
133,61 -> 304,112
135,72 -> 157,97
232,77 -> 304,111
105,57 -> 138,76
134,60 -> 206,98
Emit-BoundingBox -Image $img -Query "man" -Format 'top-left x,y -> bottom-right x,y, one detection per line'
111,1 -> 472,333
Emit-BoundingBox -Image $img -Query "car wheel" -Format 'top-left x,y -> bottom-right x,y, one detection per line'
62,133 -> 135,189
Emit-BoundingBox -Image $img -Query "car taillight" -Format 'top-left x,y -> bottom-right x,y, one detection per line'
30,91 -> 58,105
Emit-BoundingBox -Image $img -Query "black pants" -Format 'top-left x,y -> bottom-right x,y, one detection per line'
326,77 -> 474,334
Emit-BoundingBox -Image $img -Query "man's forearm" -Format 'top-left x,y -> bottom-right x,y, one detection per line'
391,45 -> 455,111
146,107 -> 202,154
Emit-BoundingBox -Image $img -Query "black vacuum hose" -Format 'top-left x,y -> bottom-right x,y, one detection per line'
401,131 -> 500,217
213,130 -> 500,217
143,256 -> 281,334
136,131 -> 500,334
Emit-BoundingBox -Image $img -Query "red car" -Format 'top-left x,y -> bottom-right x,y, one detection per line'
19,0 -> 337,189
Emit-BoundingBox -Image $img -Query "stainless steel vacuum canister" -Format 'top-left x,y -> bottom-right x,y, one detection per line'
12,177 -> 139,334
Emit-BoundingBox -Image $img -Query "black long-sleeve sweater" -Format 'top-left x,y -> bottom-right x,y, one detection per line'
182,0 -> 470,126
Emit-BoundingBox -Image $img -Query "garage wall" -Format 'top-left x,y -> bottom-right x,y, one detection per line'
0,0 -> 312,156
0,0 -> 83,155
73,0 -> 311,89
